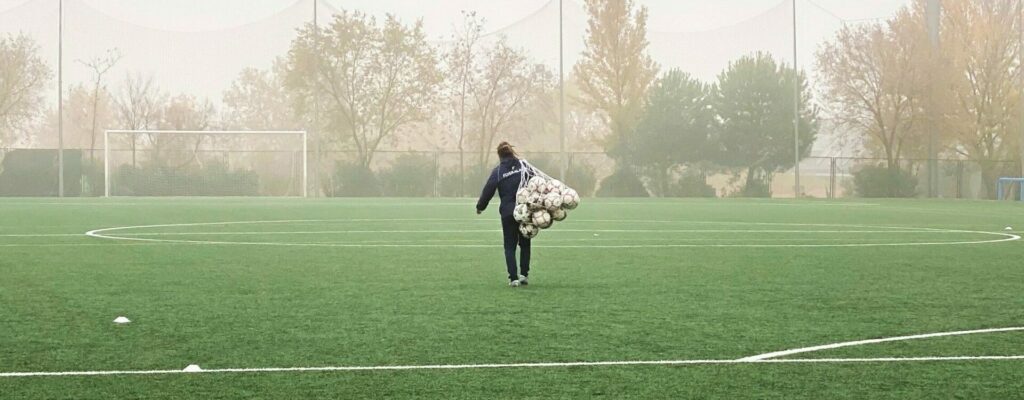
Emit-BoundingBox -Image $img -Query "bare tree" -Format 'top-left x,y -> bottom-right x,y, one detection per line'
444,11 -> 484,196
0,34 -> 51,145
115,73 -> 165,167
471,38 -> 554,167
77,49 -> 121,161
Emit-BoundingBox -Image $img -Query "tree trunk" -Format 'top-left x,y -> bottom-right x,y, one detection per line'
89,80 -> 100,163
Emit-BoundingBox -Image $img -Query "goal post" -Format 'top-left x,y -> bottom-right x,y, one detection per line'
103,130 -> 307,197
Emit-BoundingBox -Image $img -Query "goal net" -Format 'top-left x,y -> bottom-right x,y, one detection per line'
104,130 -> 307,197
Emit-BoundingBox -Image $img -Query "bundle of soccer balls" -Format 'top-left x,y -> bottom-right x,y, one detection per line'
513,176 -> 580,239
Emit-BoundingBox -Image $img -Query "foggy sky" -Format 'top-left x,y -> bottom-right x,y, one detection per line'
1,0 -> 910,35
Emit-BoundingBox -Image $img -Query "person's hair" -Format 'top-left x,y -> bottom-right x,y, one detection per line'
496,141 -> 517,159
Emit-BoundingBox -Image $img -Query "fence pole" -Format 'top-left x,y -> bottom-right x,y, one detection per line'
57,0 -> 64,197
829,157 -> 836,199
791,0 -> 801,199
955,160 -> 963,199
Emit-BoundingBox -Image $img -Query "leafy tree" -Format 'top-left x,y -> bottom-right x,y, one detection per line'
572,0 -> 657,155
64,84 -> 115,153
629,69 -> 714,196
223,58 -> 300,131
286,11 -> 441,168
817,7 -> 931,191
941,0 -> 1022,197
0,34 -> 51,145
713,52 -> 818,197
148,93 -> 215,170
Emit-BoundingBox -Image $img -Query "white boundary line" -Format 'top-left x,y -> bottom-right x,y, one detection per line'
0,233 -> 85,237
740,327 -> 1024,361
108,229 -> 950,236
4,327 -> 1022,378
84,220 -> 1021,248
3,356 -> 1023,378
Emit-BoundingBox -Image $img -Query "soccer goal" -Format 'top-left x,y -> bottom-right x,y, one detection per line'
996,177 -> 1024,201
103,130 -> 307,197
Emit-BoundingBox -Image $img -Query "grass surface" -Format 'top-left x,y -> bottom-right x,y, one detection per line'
0,197 -> 1022,399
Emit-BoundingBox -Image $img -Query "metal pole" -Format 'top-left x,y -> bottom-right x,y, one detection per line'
57,0 -> 64,197
103,131 -> 109,197
792,0 -> 800,198
1019,0 -> 1024,181
312,0 -> 319,198
927,0 -> 940,198
302,131 -> 308,198
559,0 -> 566,181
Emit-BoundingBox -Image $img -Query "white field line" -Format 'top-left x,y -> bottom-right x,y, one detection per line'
3,356 -> 1024,378
740,327 -> 1024,361
0,243 -> 160,248
4,202 -> 477,207
590,201 -> 879,207
83,219 -> 1022,248
84,233 -> 1021,249
0,233 -> 85,237
108,229 -> 947,236
293,238 -> 951,244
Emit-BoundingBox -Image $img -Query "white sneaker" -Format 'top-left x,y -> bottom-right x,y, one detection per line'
509,279 -> 521,287
518,275 -> 529,286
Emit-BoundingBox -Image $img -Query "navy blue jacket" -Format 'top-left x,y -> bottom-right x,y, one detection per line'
477,156 -> 529,218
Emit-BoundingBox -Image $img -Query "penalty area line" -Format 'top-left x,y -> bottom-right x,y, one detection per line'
3,356 -> 1024,378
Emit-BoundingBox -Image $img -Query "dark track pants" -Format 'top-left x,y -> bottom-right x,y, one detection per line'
501,215 -> 531,281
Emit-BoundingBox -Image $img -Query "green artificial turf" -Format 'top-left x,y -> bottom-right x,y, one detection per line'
0,197 -> 1022,399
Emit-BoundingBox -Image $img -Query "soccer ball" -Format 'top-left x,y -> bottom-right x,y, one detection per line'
537,180 -> 552,194
546,182 -> 562,196
551,208 -> 567,221
549,179 -> 564,193
516,188 -> 530,205
527,193 -> 545,210
531,210 -> 553,229
527,176 -> 546,192
543,192 -> 563,211
561,188 -> 579,210
519,223 -> 539,239
513,204 -> 531,223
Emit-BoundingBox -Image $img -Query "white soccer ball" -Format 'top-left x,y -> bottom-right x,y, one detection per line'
543,192 -> 563,211
516,188 -> 530,205
561,188 -> 579,210
551,208 -> 567,221
547,182 -> 563,196
527,193 -> 545,210
513,204 -> 531,223
549,179 -> 564,192
527,176 -> 546,192
519,223 -> 539,239
531,209 -> 553,229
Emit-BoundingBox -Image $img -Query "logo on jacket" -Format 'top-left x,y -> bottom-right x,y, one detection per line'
501,167 -> 521,179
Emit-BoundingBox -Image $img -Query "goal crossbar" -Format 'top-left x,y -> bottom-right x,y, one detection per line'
103,130 -> 308,198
